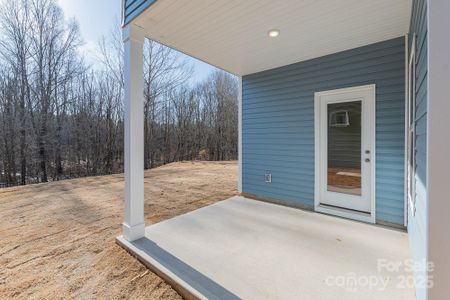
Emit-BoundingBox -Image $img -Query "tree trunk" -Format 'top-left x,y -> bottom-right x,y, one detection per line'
38,114 -> 48,182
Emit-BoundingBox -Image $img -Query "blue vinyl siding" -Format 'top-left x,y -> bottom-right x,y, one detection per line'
242,37 -> 406,225
123,0 -> 157,25
408,0 -> 428,299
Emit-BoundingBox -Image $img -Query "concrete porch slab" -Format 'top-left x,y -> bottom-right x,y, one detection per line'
117,196 -> 415,300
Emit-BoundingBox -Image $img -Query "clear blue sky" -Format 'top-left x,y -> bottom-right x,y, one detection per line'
58,0 -> 216,84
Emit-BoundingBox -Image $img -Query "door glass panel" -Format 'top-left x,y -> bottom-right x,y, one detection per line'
327,101 -> 362,195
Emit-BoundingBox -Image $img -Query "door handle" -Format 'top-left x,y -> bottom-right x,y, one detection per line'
365,158 -> 370,163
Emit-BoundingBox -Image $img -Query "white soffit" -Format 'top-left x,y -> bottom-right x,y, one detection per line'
134,0 -> 412,76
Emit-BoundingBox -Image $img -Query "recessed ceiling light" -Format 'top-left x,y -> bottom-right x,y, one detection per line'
268,29 -> 280,38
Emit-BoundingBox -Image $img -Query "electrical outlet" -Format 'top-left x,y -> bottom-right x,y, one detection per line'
265,171 -> 272,183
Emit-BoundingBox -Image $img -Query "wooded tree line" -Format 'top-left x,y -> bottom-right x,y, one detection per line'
0,0 -> 238,187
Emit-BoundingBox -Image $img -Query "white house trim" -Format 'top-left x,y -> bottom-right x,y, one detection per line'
122,24 -> 146,242
403,34 -> 409,227
238,76 -> 243,193
427,0 -> 450,297
314,84 -> 376,224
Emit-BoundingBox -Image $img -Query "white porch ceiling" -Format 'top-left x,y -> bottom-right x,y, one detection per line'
133,0 -> 412,76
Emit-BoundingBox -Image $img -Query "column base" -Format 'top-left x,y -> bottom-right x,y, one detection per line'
122,222 -> 145,242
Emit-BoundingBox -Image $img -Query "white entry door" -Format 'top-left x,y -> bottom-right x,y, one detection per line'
314,85 -> 375,222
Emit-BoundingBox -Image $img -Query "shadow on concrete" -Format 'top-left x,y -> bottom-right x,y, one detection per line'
133,237 -> 240,300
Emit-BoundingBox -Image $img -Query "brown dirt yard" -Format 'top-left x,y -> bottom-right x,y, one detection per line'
0,161 -> 237,300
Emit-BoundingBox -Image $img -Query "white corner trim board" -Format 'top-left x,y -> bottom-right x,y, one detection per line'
427,1 -> 450,298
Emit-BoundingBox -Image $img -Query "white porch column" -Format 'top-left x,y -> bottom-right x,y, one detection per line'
238,76 -> 243,193
122,24 -> 145,242
427,0 -> 450,298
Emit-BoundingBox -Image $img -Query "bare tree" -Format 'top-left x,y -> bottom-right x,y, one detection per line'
98,19 -> 124,90
27,0 -> 81,181
0,0 -> 237,187
0,0 -> 31,184
142,40 -> 192,168
197,71 -> 238,160
0,73 -> 18,184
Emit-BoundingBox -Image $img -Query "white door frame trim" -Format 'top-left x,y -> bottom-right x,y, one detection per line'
314,84 -> 376,223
